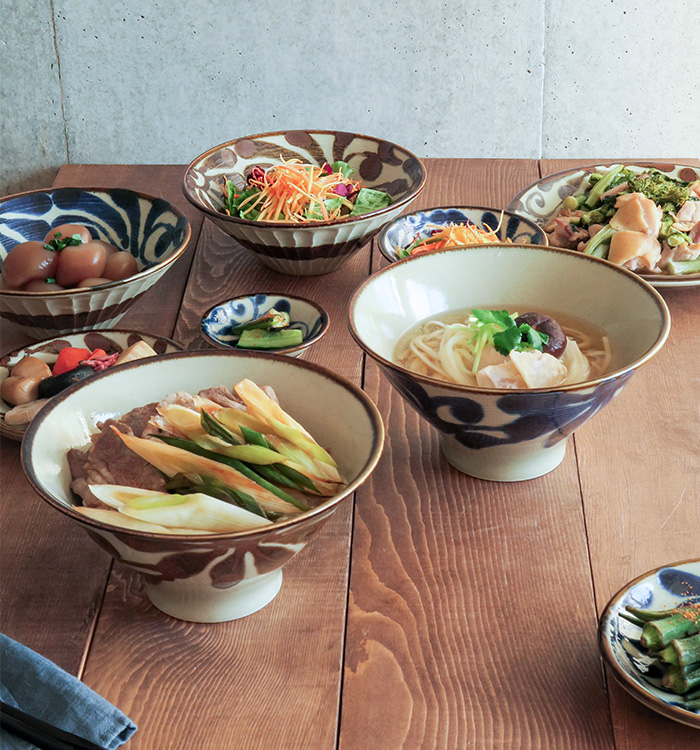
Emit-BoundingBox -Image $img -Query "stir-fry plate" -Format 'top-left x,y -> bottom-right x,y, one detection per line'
598,559 -> 700,728
508,162 -> 700,288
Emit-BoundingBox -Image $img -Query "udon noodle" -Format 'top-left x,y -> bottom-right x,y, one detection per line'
395,309 -> 612,389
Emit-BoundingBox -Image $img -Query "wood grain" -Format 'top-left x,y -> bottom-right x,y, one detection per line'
0,165 -> 205,673
82,208 -> 373,748
339,159 -> 614,748
542,158 -> 700,749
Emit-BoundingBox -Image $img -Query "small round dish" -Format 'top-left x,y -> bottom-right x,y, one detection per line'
0,329 -> 183,441
598,559 -> 700,728
377,205 -> 547,264
200,293 -> 329,357
507,162 -> 700,288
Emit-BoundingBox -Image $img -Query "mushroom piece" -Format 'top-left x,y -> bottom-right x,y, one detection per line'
515,312 -> 567,359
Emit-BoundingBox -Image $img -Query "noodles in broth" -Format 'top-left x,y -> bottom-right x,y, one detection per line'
395,309 -> 612,389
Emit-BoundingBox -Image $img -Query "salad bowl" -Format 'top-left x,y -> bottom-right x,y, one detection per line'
22,351 -> 384,622
377,205 -> 547,264
599,559 -> 700,728
200,293 -> 329,357
183,130 -> 426,276
0,187 -> 191,338
349,245 -> 669,482
508,162 -> 700,288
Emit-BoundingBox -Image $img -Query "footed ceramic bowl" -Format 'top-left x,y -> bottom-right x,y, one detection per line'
0,187 -> 191,338
378,205 -> 547,263
507,162 -> 700,288
349,245 -> 669,482
200,293 -> 329,357
0,329 -> 183,442
182,130 -> 426,276
22,351 -> 383,622
599,559 -> 700,728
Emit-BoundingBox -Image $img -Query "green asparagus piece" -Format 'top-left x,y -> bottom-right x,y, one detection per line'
585,164 -> 625,208
582,224 -> 616,259
236,327 -> 303,350
666,258 -> 700,275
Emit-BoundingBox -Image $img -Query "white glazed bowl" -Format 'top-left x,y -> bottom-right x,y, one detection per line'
349,245 -> 669,482
199,292 -> 329,357
22,351 -> 384,622
0,187 -> 191,338
182,130 -> 426,276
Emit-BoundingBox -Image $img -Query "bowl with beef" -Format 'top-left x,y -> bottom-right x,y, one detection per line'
182,130 -> 426,275
0,187 -> 191,338
22,351 -> 384,622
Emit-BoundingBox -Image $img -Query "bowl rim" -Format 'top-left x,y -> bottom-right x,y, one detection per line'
199,292 -> 330,355
348,243 -> 671,395
597,557 -> 700,728
0,186 -> 192,298
21,349 -> 385,541
376,203 -> 549,264
0,327 -> 185,440
507,161 -> 700,285
181,129 -> 427,229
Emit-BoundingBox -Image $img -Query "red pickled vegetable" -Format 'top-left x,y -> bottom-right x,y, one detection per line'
53,347 -> 91,376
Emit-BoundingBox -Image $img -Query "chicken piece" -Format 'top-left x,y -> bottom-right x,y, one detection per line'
658,241 -> 700,269
676,200 -> 700,224
475,361 -> 526,389
610,193 -> 663,236
690,222 -> 700,244
599,181 -> 628,201
608,230 -> 661,272
509,350 -> 567,388
545,210 -> 589,249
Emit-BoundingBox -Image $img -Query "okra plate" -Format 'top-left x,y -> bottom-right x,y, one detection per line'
598,559 -> 700,728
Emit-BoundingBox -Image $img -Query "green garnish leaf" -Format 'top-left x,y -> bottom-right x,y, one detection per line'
472,309 -> 514,329
350,187 -> 393,216
330,160 -> 354,179
493,326 -> 522,356
44,231 -> 84,252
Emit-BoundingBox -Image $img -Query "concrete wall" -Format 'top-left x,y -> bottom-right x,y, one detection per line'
2,0 -> 698,195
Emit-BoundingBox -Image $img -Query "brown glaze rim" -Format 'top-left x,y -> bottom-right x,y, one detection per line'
377,204 -> 549,264
598,558 -> 700,729
199,292 -> 330,355
22,350 -> 385,541
181,129 -> 427,229
0,329 -> 185,441
507,161 -> 700,284
348,243 -> 671,395
0,186 -> 192,298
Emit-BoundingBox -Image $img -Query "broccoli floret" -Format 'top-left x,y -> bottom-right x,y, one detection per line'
627,170 -> 691,209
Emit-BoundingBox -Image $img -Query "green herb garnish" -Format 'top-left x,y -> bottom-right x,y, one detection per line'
43,232 -> 84,252
471,309 -> 549,358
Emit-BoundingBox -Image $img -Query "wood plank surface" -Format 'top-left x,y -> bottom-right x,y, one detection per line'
541,158 -> 700,749
79,207 -> 374,747
0,165 -> 204,673
339,159 -> 615,748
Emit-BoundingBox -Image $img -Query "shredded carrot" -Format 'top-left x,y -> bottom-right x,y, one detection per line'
230,158 -> 361,222
403,217 -> 510,257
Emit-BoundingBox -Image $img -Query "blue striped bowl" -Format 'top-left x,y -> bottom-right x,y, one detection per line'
200,293 -> 329,357
0,187 -> 191,338
378,205 -> 547,263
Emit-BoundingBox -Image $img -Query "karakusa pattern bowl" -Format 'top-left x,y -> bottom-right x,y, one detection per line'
0,187 -> 191,338
507,162 -> 700,289
377,205 -> 547,263
599,559 -> 700,728
22,351 -> 384,623
182,130 -> 426,276
200,293 -> 329,357
349,244 -> 669,482
0,329 -> 183,442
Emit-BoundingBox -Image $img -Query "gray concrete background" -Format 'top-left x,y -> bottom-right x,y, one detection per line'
2,0 -> 698,196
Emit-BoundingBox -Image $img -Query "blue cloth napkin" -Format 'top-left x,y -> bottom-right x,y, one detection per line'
0,634 -> 137,749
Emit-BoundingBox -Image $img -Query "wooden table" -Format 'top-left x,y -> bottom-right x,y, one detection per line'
1,160 -> 699,749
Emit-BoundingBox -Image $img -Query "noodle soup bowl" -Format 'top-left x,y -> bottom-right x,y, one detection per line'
349,244 -> 669,482
22,351 -> 384,622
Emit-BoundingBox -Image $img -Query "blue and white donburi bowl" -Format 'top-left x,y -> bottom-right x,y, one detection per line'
349,245 -> 669,482
599,560 -> 700,728
0,187 -> 191,338
200,293 -> 329,357
378,205 -> 547,264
